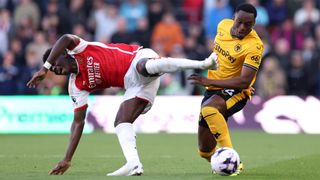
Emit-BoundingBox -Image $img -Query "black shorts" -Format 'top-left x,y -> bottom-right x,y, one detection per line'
199,89 -> 248,128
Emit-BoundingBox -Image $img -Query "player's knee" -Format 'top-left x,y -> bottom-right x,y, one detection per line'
136,58 -> 150,77
201,106 -> 220,118
198,149 -> 214,162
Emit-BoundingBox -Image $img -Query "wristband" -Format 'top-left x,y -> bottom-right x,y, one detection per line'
43,61 -> 52,70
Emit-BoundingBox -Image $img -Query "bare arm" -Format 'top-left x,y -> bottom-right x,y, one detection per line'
46,34 -> 80,65
49,108 -> 87,175
26,34 -> 80,88
188,66 -> 257,89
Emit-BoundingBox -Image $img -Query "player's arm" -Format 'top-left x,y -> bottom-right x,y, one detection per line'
27,34 -> 80,88
49,108 -> 87,175
188,66 -> 256,89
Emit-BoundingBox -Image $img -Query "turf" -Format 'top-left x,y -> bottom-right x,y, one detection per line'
1,130 -> 320,180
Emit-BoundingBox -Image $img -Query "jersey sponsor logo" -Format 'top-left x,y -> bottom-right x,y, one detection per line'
87,56 -> 102,88
250,55 -> 261,65
214,43 -> 236,63
234,44 -> 242,52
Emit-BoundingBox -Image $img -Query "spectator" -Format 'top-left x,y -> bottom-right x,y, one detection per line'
0,51 -> 19,94
246,0 -> 269,26
119,0 -> 147,32
182,0 -> 203,23
147,0 -> 166,31
0,9 -> 12,56
270,17 -> 304,50
110,17 -> 134,44
272,38 -> 291,70
256,56 -> 287,99
151,12 -> 185,56
265,0 -> 288,26
294,0 -> 320,27
132,17 -> 151,48
13,0 -> 40,30
17,46 -> 40,94
203,0 -> 232,40
286,50 -> 311,96
89,1 -> 120,43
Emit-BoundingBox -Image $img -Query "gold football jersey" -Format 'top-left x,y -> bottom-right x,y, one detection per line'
208,19 -> 264,91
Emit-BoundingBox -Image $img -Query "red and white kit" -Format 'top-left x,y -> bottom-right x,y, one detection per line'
67,37 -> 160,112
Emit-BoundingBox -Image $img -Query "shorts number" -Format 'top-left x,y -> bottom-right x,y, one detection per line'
223,89 -> 235,96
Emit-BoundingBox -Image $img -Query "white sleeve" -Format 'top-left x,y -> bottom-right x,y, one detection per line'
68,74 -> 90,111
67,36 -> 88,55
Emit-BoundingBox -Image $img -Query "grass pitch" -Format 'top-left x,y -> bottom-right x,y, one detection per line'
1,130 -> 320,180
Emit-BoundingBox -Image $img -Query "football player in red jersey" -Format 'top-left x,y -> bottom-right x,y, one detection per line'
27,34 -> 217,176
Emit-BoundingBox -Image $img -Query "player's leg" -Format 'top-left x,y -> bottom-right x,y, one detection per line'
136,50 -> 217,76
107,98 -> 148,176
198,121 -> 217,162
201,95 -> 233,148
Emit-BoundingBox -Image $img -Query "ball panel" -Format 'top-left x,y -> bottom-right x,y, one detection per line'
210,147 -> 240,176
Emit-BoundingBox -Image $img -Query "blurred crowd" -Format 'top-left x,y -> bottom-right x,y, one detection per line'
1,0 -> 320,98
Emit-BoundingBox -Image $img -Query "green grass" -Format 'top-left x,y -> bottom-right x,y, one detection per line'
1,130 -> 320,180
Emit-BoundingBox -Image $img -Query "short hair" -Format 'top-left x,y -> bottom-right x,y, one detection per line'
235,3 -> 257,18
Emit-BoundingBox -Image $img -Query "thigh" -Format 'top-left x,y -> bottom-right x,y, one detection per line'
198,125 -> 217,152
114,97 -> 149,126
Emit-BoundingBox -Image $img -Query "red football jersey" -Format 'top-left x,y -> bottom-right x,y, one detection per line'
68,38 -> 142,92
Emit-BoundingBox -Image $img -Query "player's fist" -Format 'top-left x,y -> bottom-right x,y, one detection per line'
48,160 -> 71,175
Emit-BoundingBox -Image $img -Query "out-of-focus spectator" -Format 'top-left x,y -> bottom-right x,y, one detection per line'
9,38 -> 25,66
110,17 -> 134,44
132,17 -> 151,47
294,0 -> 320,27
147,0 -> 167,31
270,17 -> 304,50
45,0 -> 71,35
203,0 -> 232,40
17,46 -> 41,94
246,0 -> 269,26
256,56 -> 286,99
72,23 -> 92,41
89,0 -> 120,43
68,0 -> 88,27
265,0 -> 288,26
182,0 -> 203,23
0,51 -> 18,94
0,9 -> 12,56
13,0 -> 40,30
151,12 -> 185,56
119,0 -> 147,32
26,31 -> 50,64
272,38 -> 291,70
286,50 -> 311,96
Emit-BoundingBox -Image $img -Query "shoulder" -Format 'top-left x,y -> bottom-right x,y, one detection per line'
218,19 -> 233,29
246,30 -> 264,54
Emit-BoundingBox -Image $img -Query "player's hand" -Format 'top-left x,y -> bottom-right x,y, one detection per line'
187,74 -> 211,87
48,160 -> 71,175
26,68 -> 48,88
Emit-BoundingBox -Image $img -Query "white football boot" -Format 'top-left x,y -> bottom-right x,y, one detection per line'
107,162 -> 144,176
202,52 -> 218,70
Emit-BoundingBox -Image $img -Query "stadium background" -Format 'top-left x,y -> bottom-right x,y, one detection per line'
1,1 -> 320,179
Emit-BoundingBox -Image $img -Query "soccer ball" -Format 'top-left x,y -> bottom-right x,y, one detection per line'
210,147 -> 240,176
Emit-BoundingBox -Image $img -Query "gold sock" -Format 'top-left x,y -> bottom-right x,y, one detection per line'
201,106 -> 233,148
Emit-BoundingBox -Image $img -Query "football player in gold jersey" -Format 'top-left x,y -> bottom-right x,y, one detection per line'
188,3 -> 263,175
